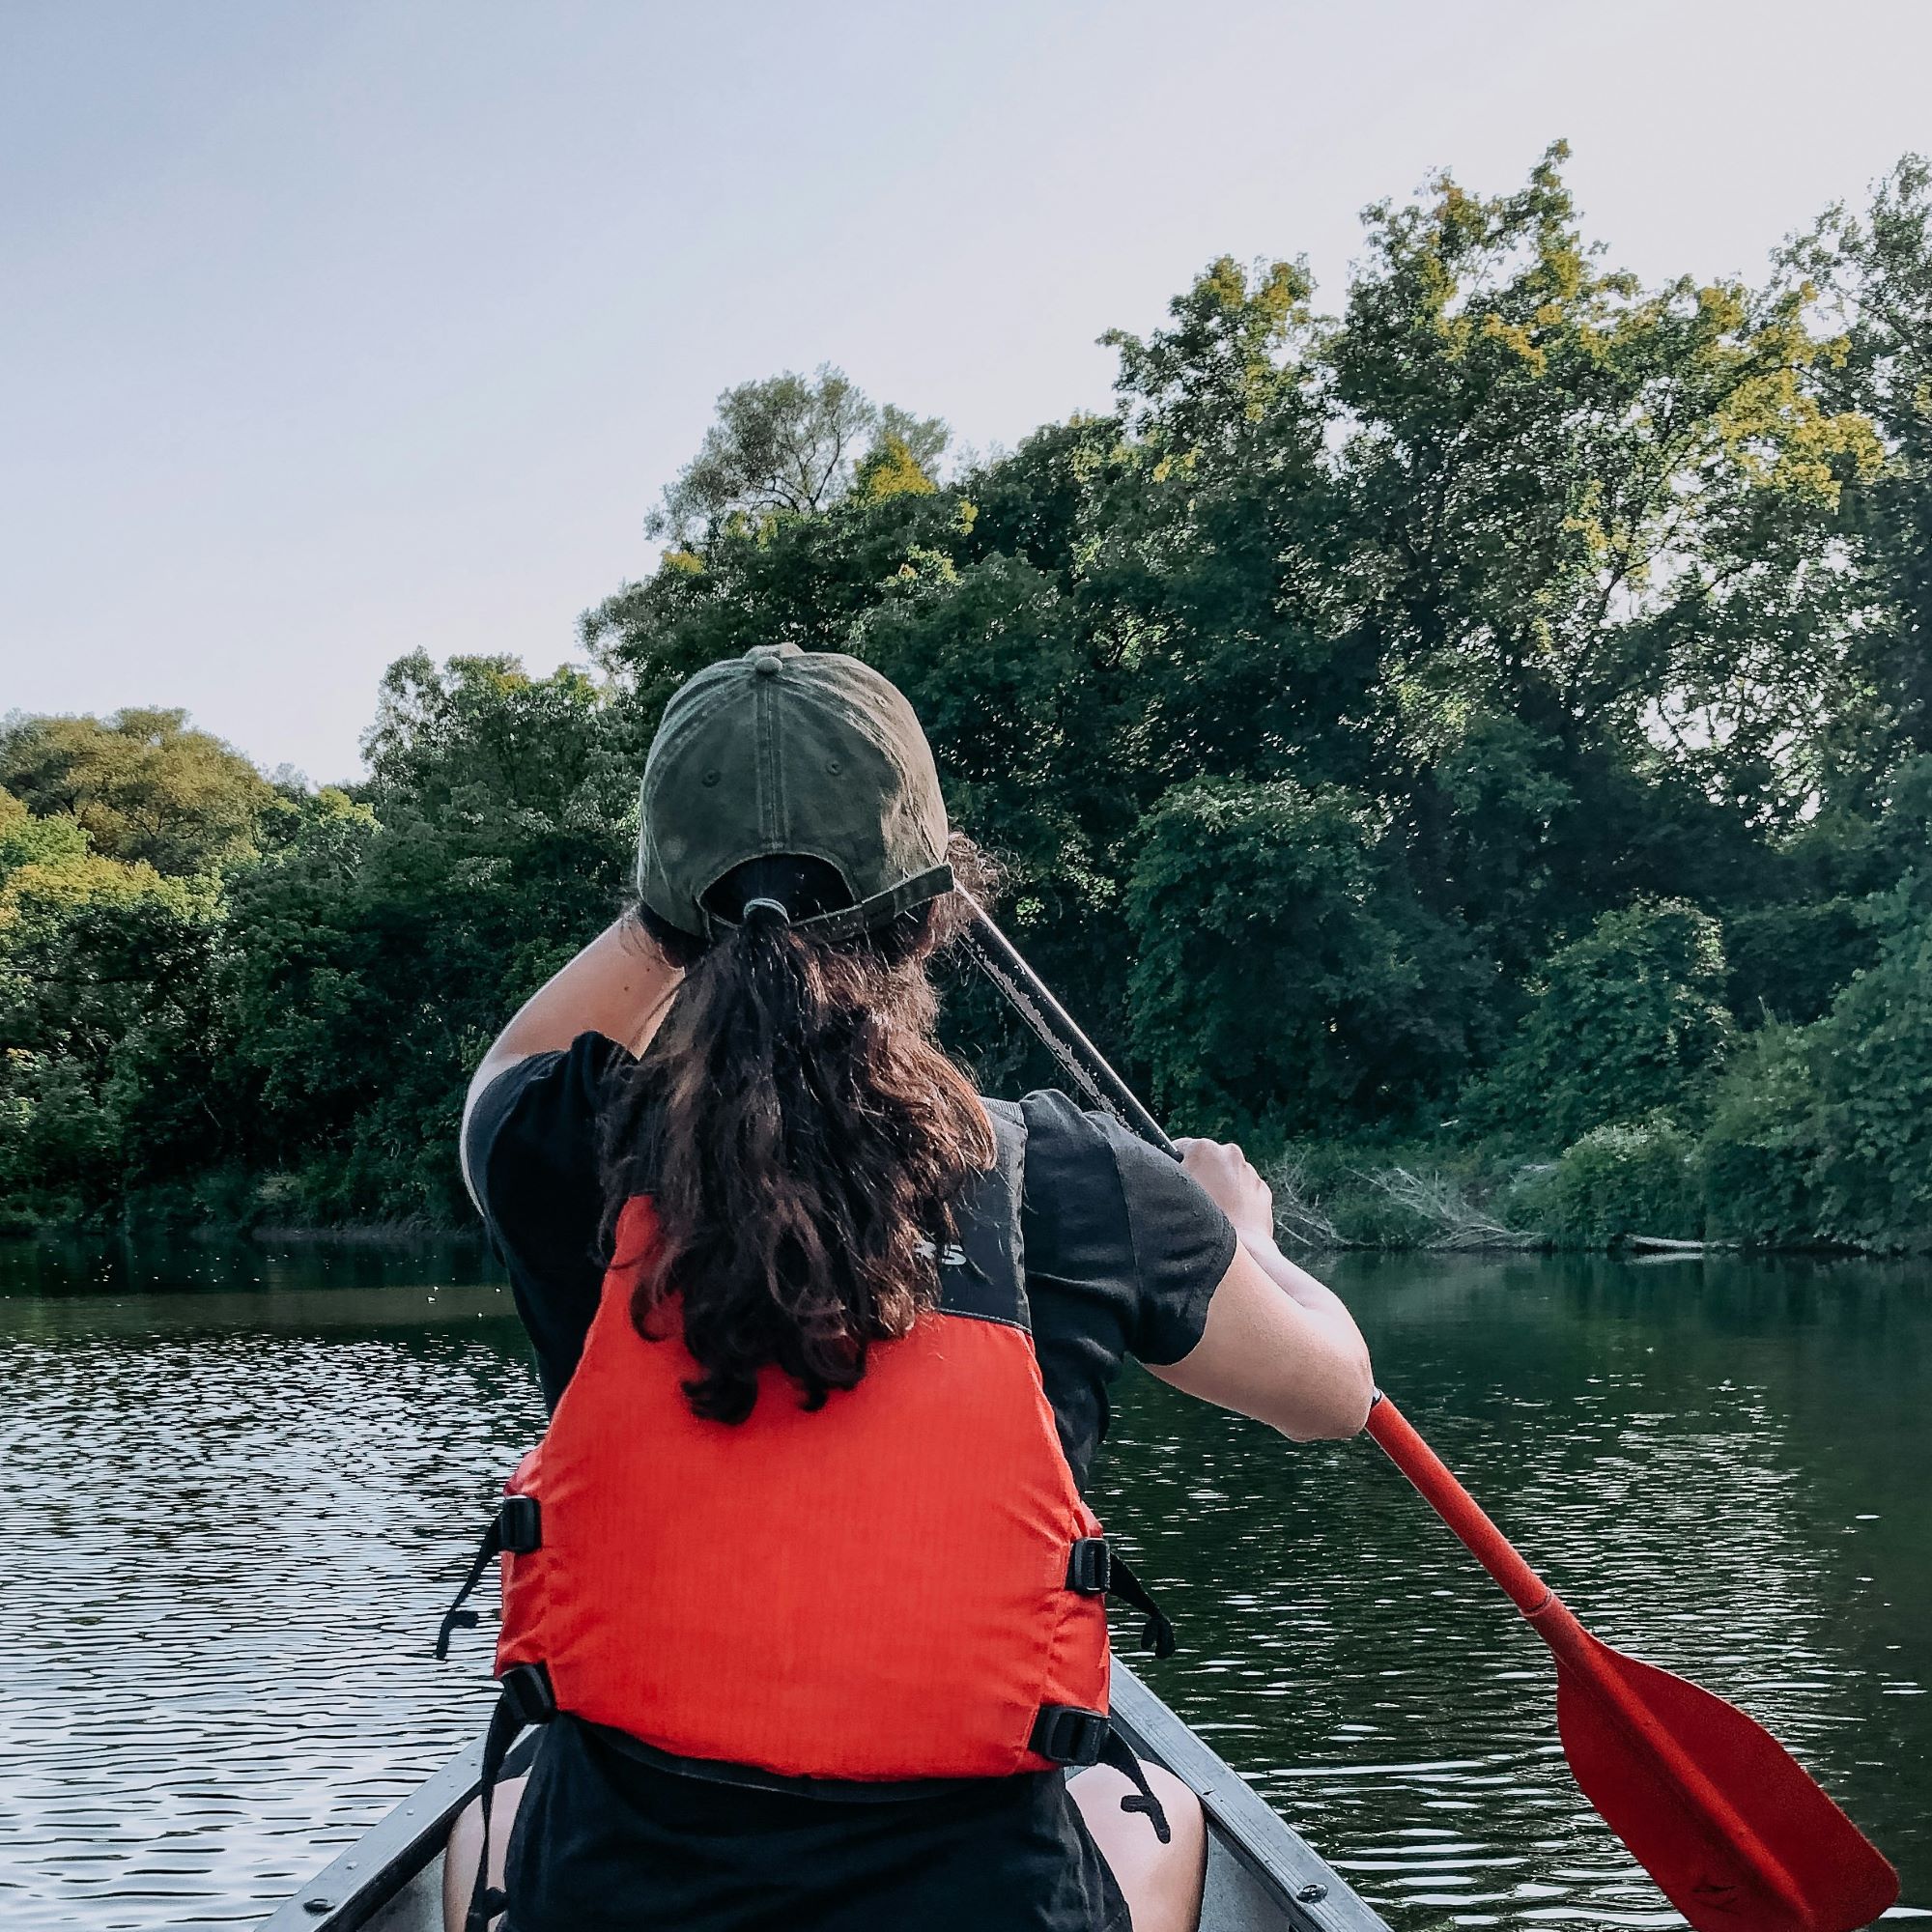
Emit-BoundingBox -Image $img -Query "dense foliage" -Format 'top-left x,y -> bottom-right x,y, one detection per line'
5,149 -> 1929,1247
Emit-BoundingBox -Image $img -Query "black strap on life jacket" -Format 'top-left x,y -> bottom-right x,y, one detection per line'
436,1519 -> 498,1661
1040,1536 -> 1175,1845
464,1662 -> 556,1932
1027,1705 -> 1172,1844
436,1496 -> 542,1661
1098,1726 -> 1173,1844
1065,1537 -> 1177,1659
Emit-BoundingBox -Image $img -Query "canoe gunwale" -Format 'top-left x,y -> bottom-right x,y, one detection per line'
261,1735 -> 483,1932
1109,1662 -> 1386,1932
260,1662 -> 1388,1931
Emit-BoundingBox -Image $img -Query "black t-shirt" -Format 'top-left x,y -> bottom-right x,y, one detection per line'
461,1031 -> 1236,1932
465,1030 -> 1234,1487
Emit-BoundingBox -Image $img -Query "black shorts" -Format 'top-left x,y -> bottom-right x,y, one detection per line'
501,1717 -> 1132,1931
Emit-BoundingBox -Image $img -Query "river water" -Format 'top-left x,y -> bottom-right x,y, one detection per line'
1,1238 -> 1924,1930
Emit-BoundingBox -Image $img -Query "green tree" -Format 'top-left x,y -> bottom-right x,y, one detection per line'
1124,779 -> 1477,1135
0,787 -> 89,877
646,366 -> 948,542
852,434 -> 938,502
582,150 -> 1905,1151
0,708 -> 274,876
1703,891 -> 1932,1253
1703,758 -> 1932,1248
1470,898 -> 1732,1147
1330,148 -> 1877,963
1520,1118 -> 1702,1242
1797,880 -> 1932,1246
0,812 -> 221,1209
1789,156 -> 1932,775
214,656 -> 637,1221
1090,255 -> 1361,801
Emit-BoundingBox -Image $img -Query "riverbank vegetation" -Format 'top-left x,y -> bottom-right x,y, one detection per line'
5,149 -> 1930,1252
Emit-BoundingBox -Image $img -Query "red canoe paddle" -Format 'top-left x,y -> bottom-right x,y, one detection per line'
960,900 -> 1900,1932
1368,1396 -> 1897,1932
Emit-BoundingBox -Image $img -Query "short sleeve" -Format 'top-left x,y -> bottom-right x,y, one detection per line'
1015,1090 -> 1236,1483
1103,1122 -> 1238,1364
464,1029 -> 637,1406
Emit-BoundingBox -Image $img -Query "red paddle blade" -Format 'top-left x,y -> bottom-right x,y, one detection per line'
1554,1631 -> 1897,1932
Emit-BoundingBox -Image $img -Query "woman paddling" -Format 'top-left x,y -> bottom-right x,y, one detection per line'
445,643 -> 1374,1932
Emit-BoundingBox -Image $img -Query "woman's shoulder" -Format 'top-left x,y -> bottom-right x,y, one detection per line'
465,1030 -> 638,1233
1009,1086 -> 1176,1195
1006,1088 -> 1236,1369
1007,1086 -> 1121,1151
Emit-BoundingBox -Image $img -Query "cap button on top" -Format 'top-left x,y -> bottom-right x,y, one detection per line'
753,655 -> 781,678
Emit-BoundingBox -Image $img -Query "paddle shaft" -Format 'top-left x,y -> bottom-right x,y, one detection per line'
1360,1394 -> 1553,1613
966,912 -> 1523,1577
962,903 -> 1560,1613
959,900 -> 1176,1154
961,902 -> 1825,1922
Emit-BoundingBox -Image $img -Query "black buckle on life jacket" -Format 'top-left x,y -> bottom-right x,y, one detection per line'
1066,1537 -> 1111,1594
501,1661 -> 557,1728
1064,1538 -> 1177,1660
499,1493 -> 541,1555
1030,1703 -> 1111,1767
435,1496 -> 542,1661
1030,1709 -> 1173,1842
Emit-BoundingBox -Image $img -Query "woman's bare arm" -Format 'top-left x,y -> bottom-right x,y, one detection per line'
459,916 -> 683,1206
1147,1138 -> 1374,1441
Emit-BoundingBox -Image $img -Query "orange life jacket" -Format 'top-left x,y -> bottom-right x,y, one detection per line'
438,1104 -> 1173,1787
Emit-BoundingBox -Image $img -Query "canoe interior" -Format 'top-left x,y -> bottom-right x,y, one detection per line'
261,1660 -> 1388,1932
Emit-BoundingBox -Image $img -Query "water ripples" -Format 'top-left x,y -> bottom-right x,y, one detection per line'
1093,1255 -> 1929,1927
1,1247 -> 1925,1928
1,1286 -> 543,1930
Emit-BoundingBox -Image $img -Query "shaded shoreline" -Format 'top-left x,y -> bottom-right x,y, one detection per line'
0,1212 -> 1895,1260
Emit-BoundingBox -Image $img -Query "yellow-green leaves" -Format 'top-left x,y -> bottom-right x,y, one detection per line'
0,711 -> 273,877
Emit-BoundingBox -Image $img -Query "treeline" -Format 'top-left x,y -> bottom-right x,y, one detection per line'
4,149 -> 1930,1248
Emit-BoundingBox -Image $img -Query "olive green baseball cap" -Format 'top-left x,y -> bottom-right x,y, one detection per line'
636,644 -> 953,940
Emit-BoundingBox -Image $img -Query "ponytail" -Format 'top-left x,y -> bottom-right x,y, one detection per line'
600,844 -> 995,1424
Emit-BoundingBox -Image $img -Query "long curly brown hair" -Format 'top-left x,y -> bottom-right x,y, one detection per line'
600,838 -> 994,1424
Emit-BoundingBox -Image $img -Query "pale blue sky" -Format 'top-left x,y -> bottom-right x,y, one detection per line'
4,1 -> 1927,784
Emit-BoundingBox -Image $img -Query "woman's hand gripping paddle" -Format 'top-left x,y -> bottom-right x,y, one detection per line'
959,897 -> 1899,1932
